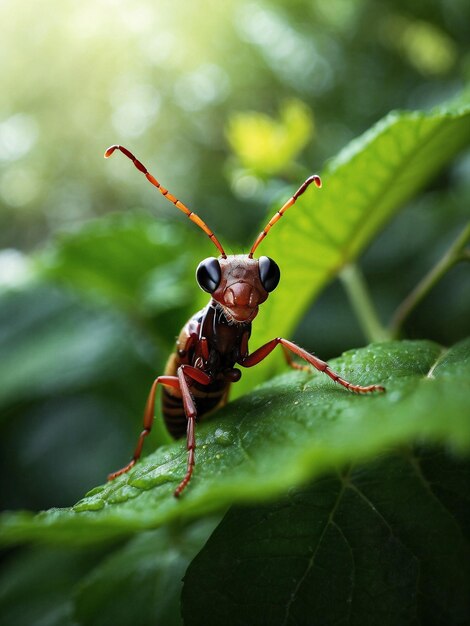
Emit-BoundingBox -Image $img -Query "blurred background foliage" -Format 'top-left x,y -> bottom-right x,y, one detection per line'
0,0 -> 469,517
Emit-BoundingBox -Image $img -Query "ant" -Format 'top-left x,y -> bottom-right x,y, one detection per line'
105,145 -> 385,497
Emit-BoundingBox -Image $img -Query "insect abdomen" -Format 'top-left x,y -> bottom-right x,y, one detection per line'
161,352 -> 229,439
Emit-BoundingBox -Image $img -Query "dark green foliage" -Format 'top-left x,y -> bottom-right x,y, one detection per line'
183,451 -> 470,626
0,27 -> 469,620
74,519 -> 220,626
0,519 -> 219,626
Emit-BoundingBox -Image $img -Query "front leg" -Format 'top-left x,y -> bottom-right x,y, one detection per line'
239,338 -> 385,394
174,365 -> 212,497
108,363 -> 212,497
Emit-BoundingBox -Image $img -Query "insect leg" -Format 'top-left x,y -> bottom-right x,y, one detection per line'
240,338 -> 385,393
108,375 -> 180,481
281,344 -> 310,372
174,365 -> 212,497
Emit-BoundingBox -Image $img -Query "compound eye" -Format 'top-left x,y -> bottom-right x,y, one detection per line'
258,256 -> 280,292
196,257 -> 221,293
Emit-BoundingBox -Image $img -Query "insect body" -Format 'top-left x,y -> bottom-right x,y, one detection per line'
105,145 -> 385,497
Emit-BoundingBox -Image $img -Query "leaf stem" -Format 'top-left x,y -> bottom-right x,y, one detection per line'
339,263 -> 392,343
390,221 -> 470,338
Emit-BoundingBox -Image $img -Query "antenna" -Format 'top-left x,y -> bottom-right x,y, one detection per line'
105,145 -> 226,258
249,174 -> 321,257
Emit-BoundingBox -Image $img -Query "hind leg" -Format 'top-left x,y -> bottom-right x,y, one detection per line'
108,375 -> 180,480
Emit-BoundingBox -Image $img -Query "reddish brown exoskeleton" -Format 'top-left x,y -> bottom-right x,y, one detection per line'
105,145 -> 385,497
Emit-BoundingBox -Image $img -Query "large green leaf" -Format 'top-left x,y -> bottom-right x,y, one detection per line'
182,450 -> 470,626
74,518 -> 219,626
1,338 -> 468,545
37,212 -> 203,330
0,284 -> 149,410
0,547 -> 102,626
0,519 -> 218,626
245,101 -> 470,389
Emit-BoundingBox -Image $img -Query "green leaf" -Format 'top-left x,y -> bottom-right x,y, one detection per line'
245,101 -> 470,390
1,338 -> 469,545
37,212 -> 202,324
0,519 -> 218,626
74,518 -> 219,626
0,546 -> 105,626
182,450 -> 470,625
0,284 -> 149,410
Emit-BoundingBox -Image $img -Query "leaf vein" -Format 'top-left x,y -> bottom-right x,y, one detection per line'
347,480 -> 420,565
331,519 -> 355,624
282,474 -> 349,626
426,346 -> 449,379
406,449 -> 468,543
341,114 -> 460,265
